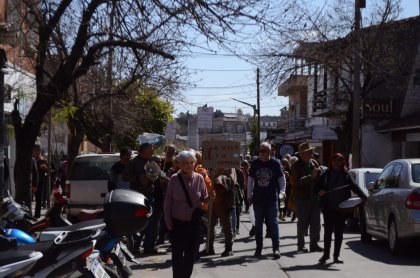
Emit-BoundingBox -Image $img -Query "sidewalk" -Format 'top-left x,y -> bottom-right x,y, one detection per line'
133,212 -> 290,278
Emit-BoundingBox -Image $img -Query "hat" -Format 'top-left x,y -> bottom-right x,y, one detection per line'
298,142 -> 316,153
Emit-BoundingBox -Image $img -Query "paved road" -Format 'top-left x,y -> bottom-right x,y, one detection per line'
133,211 -> 420,278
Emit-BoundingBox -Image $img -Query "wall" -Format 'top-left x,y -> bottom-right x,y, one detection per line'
361,124 -> 392,167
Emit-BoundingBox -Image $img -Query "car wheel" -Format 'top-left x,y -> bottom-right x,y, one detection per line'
359,207 -> 372,243
388,217 -> 402,255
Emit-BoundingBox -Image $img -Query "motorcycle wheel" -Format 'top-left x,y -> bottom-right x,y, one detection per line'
109,253 -> 132,278
103,264 -> 121,278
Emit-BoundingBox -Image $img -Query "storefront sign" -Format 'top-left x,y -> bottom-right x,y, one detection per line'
363,99 -> 399,118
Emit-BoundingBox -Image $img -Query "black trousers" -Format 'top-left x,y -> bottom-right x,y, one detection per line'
34,181 -> 46,218
322,208 -> 346,258
171,218 -> 199,278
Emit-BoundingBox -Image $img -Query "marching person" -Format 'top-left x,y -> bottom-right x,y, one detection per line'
290,142 -> 323,253
108,146 -> 132,191
203,168 -> 237,257
315,153 -> 367,264
164,150 -> 211,278
123,143 -> 158,254
247,142 -> 285,259
33,144 -> 47,219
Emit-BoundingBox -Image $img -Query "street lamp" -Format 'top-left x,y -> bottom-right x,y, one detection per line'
232,98 -> 260,151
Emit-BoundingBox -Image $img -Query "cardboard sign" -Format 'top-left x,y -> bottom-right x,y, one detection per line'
165,122 -> 177,141
197,106 -> 213,129
202,141 -> 241,169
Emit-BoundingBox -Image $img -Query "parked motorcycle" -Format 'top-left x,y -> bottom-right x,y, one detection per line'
1,189 -> 152,278
0,250 -> 43,277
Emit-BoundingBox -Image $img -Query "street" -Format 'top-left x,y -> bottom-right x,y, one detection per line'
133,213 -> 420,278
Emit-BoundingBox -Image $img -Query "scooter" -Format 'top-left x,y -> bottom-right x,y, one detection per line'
1,189 -> 152,278
0,250 -> 43,277
2,225 -> 109,277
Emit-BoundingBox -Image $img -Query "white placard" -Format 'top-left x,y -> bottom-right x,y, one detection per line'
165,122 -> 177,141
197,106 -> 213,129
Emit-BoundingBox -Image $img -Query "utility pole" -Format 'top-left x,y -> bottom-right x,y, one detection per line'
256,68 -> 261,145
0,50 -> 5,198
352,0 -> 364,168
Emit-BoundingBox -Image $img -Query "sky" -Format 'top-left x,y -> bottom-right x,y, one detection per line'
173,0 -> 420,118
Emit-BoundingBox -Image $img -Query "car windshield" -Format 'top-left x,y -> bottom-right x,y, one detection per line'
364,172 -> 381,187
69,156 -> 119,180
412,164 -> 420,183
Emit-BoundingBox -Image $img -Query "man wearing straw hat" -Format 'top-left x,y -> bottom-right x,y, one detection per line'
291,142 -> 323,253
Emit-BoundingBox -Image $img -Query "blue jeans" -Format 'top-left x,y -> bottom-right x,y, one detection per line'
253,202 -> 279,251
230,208 -> 237,234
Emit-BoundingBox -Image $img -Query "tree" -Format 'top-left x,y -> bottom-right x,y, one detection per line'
10,0 -> 280,206
255,0 -> 406,156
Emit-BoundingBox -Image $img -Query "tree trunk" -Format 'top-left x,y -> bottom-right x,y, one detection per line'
13,138 -> 35,208
12,93 -> 54,207
67,118 -> 85,167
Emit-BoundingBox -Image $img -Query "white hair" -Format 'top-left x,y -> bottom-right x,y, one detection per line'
260,142 -> 271,150
177,150 -> 197,163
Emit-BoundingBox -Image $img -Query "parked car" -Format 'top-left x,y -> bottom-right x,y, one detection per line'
346,168 -> 382,230
65,153 -> 120,216
349,168 -> 382,196
360,159 -> 420,254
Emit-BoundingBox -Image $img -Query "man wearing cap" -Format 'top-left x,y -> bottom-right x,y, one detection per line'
247,142 -> 286,259
291,142 -> 323,253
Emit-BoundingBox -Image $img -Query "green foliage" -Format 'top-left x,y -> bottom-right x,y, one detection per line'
113,90 -> 174,150
52,101 -> 78,123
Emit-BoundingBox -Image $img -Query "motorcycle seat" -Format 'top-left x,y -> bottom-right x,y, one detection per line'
14,241 -> 54,253
43,218 -> 105,232
76,209 -> 104,222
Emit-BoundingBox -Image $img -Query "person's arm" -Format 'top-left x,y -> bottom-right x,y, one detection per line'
291,161 -> 318,188
164,176 -> 175,230
122,160 -> 137,184
108,168 -> 117,192
278,174 -> 286,195
198,175 -> 210,203
247,176 -> 254,202
31,158 -> 39,188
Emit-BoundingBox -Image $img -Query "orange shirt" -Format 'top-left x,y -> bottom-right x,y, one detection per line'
195,164 -> 212,212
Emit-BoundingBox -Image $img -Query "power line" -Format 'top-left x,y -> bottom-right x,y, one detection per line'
188,68 -> 254,72
185,90 -> 255,97
187,83 -> 254,89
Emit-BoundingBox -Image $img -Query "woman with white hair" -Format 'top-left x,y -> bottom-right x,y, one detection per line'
164,150 -> 211,278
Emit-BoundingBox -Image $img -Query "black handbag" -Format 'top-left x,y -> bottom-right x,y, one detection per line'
177,174 -> 204,221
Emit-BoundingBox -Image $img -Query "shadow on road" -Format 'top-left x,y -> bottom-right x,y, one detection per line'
280,262 -> 341,272
131,258 -> 172,271
200,254 -> 268,268
346,239 -> 420,266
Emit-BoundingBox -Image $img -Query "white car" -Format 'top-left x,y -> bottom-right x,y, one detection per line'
346,168 -> 382,230
360,159 -> 420,254
349,168 -> 382,196
65,153 -> 120,216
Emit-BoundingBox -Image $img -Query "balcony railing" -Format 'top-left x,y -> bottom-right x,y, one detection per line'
312,88 -> 350,117
278,75 -> 308,96
277,116 -> 306,133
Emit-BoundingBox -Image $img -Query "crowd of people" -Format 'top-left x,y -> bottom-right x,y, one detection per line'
108,141 -> 367,278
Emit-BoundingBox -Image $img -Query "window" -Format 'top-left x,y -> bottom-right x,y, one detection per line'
364,172 -> 380,188
385,163 -> 402,188
377,164 -> 394,187
69,156 -> 119,180
411,164 -> 420,183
